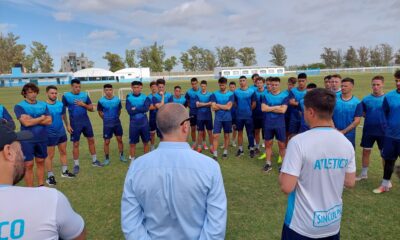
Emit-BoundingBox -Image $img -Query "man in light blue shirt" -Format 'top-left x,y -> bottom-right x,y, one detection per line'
121,103 -> 227,240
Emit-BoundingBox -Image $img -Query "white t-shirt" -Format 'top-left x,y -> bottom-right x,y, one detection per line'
0,186 -> 84,240
281,127 -> 356,238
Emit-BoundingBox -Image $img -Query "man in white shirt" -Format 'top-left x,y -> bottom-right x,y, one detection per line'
0,123 -> 86,240
279,88 -> 356,239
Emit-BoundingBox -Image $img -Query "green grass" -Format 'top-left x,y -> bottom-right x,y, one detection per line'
1,72 -> 400,240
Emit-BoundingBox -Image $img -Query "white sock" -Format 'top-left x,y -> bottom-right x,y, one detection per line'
62,165 -> 68,173
92,154 -> 97,163
361,167 -> 368,176
266,160 -> 272,165
213,151 -> 218,157
129,156 -> 135,161
239,146 -> 243,151
382,179 -> 390,187
255,144 -> 259,149
47,171 -> 54,178
74,159 -> 79,166
250,147 -> 254,151
223,149 -> 228,154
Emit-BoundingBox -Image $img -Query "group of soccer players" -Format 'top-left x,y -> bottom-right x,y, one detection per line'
0,70 -> 399,193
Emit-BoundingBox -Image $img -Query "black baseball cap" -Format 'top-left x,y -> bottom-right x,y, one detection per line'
0,123 -> 32,151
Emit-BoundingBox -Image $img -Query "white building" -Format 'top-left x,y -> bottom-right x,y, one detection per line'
114,68 -> 151,82
73,68 -> 116,82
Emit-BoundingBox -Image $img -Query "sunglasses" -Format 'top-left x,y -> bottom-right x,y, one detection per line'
180,117 -> 192,126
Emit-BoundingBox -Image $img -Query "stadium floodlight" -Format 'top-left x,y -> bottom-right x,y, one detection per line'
118,88 -> 132,102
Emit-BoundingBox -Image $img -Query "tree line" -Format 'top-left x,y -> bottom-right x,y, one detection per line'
1,32 -> 400,74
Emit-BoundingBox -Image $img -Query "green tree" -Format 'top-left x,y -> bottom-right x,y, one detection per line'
163,56 -> 178,72
138,42 -> 165,72
237,47 -> 257,66
103,52 -> 125,72
23,54 -> 35,73
320,47 -> 336,68
394,49 -> 400,65
358,46 -> 370,67
30,41 -> 54,72
180,46 -> 216,71
370,46 -> 382,66
199,49 -> 216,71
344,46 -> 359,68
333,49 -> 343,68
269,44 -> 287,66
380,43 -> 393,66
125,49 -> 138,68
0,32 -> 26,73
216,46 -> 237,67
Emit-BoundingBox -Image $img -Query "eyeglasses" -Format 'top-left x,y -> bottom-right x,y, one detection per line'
180,117 -> 192,126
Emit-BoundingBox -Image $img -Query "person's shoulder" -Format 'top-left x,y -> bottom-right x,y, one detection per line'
8,186 -> 59,199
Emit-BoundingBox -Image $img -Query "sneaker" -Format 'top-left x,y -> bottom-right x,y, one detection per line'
220,145 -> 224,149
222,153 -> 228,159
209,146 -> 214,154
61,170 -> 76,178
191,143 -> 196,150
373,185 -> 390,194
46,176 -> 57,186
197,147 -> 202,153
120,155 -> 127,162
277,156 -> 283,164
103,159 -> 110,166
236,149 -> 244,157
150,145 -> 155,151
263,163 -> 272,173
92,160 -> 104,167
203,144 -> 209,150
254,148 -> 260,155
73,165 -> 80,175
231,142 -> 237,147
258,153 -> 266,160
356,174 -> 368,181
212,156 -> 218,161
250,150 -> 255,158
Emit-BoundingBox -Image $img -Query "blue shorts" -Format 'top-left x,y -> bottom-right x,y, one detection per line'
21,141 -> 48,161
381,137 -> 400,161
103,124 -> 123,139
232,117 -> 237,127
344,134 -> 356,148
236,118 -> 254,132
281,224 -> 340,240
129,124 -> 150,144
264,127 -> 286,142
190,114 -> 197,127
288,119 -> 300,134
70,122 -> 94,142
213,120 -> 232,134
360,133 -> 384,150
47,135 -> 67,147
197,119 -> 213,131
149,118 -> 157,132
253,117 -> 263,130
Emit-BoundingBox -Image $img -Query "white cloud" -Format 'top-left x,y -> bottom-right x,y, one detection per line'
52,12 -> 72,21
0,23 -> 15,33
87,30 -> 119,40
129,38 -> 142,47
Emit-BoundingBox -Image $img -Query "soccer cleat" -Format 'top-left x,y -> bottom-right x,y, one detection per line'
197,147 -> 202,153
222,153 -> 228,159
61,170 -> 76,178
277,156 -> 283,164
263,163 -> 272,173
373,185 -> 390,194
254,148 -> 260,155
250,150 -> 255,158
258,153 -> 266,160
92,160 -> 104,167
46,176 -> 57,186
203,144 -> 209,150
103,159 -> 110,166
73,165 -> 80,175
235,149 -> 244,157
120,155 -> 127,163
356,174 -> 368,181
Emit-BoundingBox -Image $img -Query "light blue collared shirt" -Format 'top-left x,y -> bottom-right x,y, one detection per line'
121,142 -> 227,240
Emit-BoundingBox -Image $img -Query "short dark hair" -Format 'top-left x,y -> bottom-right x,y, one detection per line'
251,73 -> 259,80
71,78 -> 80,85
131,81 -> 143,86
46,85 -> 57,92
174,85 -> 181,90
266,77 -> 272,82
331,74 -> 342,79
341,77 -> 354,85
306,83 -> 317,89
190,77 -> 198,83
156,78 -> 166,85
200,80 -> 207,85
304,88 -> 336,120
218,77 -> 228,84
150,81 -> 157,87
324,75 -> 332,81
255,77 -> 264,83
288,77 -> 297,84
394,69 -> 400,79
298,73 -> 307,79
239,75 -> 247,80
271,77 -> 280,82
229,81 -> 236,86
21,83 -> 39,97
372,75 -> 384,82
103,84 -> 113,89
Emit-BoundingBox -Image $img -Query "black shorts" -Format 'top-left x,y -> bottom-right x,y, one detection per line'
190,114 -> 197,126
253,118 -> 263,130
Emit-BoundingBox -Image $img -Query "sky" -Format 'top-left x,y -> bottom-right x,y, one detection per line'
1,0 -> 399,71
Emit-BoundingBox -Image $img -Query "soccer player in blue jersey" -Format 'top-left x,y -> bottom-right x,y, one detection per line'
62,79 -> 102,174
253,77 -> 267,155
229,81 -> 238,147
14,83 -> 52,187
324,75 -> 332,89
234,76 -> 256,158
0,103 -> 15,130
211,77 -> 234,160
356,76 -> 386,181
261,77 -> 289,172
288,73 -> 307,138
126,81 -> 151,161
250,73 -> 259,91
298,83 -> 317,133
284,77 -> 297,145
153,79 -> 172,138
373,70 -> 400,193
147,81 -> 158,150
169,86 -> 188,106
331,74 -> 342,95
97,84 -> 124,165
332,78 -> 363,148
195,80 -> 213,153
185,78 -> 201,148
45,86 -> 75,186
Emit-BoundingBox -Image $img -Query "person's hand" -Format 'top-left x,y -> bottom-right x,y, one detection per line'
131,107 -> 136,111
67,125 -> 73,134
339,130 -> 346,134
75,100 -> 85,107
159,91 -> 164,96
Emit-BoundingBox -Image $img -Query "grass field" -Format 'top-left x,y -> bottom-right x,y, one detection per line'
1,72 -> 400,239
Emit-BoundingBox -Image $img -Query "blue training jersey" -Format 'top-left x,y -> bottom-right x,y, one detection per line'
299,98 -> 309,133
262,91 -> 289,129
185,88 -> 200,115
253,88 -> 267,119
62,92 -> 92,124
289,87 -> 307,121
361,94 -> 386,136
234,88 -> 256,120
0,104 -> 13,122
97,96 -> 122,127
383,90 -> 400,139
126,93 -> 150,126
147,93 -> 157,121
46,101 -> 66,138
152,92 -> 173,106
333,95 -> 363,142
14,100 -> 49,143
169,95 -> 188,106
194,91 -> 213,121
210,91 -> 234,122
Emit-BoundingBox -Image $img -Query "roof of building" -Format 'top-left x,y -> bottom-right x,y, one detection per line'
114,67 -> 149,73
73,68 -> 115,78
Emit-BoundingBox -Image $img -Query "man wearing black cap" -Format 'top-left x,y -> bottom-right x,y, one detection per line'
0,124 -> 86,239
